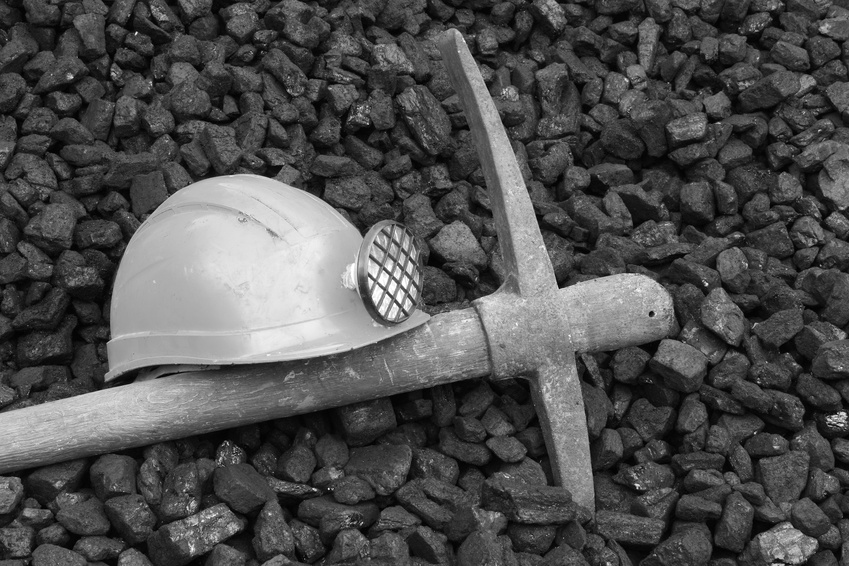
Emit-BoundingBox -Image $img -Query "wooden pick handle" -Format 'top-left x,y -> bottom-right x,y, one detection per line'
0,277 -> 672,474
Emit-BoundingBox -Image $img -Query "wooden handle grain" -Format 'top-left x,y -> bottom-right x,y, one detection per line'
560,273 -> 674,354
0,310 -> 488,473
0,275 -> 672,473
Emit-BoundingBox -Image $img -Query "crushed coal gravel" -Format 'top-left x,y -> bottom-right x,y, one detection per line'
1,0 -> 849,565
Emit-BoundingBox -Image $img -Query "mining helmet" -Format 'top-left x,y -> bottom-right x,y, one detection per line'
105,174 -> 428,382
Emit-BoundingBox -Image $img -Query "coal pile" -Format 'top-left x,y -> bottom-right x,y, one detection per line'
1,0 -> 849,564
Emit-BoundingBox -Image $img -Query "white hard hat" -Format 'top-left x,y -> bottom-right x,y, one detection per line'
105,175 -> 428,381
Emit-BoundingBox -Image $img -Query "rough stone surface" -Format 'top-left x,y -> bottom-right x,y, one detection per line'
0,477 -> 24,515
481,476 -> 575,524
154,461 -> 200,523
104,494 -> 157,545
594,511 -> 666,546
31,544 -> 87,566
334,398 -> 397,447
640,526 -> 712,566
812,340 -> 849,380
213,463 -> 275,514
701,288 -> 745,347
55,497 -> 110,536
26,459 -> 88,505
739,522 -> 818,566
650,339 -> 708,393
789,497 -> 831,537
252,499 -> 295,562
395,86 -> 451,156
344,444 -> 412,497
429,221 -> 488,269
714,491 -> 754,553
146,504 -> 247,566
757,451 -> 810,504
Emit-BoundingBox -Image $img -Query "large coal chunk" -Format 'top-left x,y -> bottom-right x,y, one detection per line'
714,491 -> 754,553
640,525 -> 712,566
157,462 -> 201,522
649,339 -> 708,393
601,119 -> 645,160
297,495 -> 380,544
146,504 -> 247,566
213,463 -> 275,514
55,497 -> 110,536
16,315 -> 76,367
701,288 -> 745,347
12,288 -> 70,332
0,525 -> 35,560
31,544 -> 88,566
90,454 -> 137,501
252,499 -> 295,562
0,476 -> 24,516
23,204 -> 77,255
811,340 -> 849,380
51,252 -> 105,301
334,398 -> 397,447
25,459 -> 89,505
104,494 -> 157,545
129,171 -> 169,217
430,222 -> 488,269
200,125 -> 242,175
264,0 -> 330,49
395,85 -> 452,156
757,451 -> 810,504
344,444 -> 412,497
739,522 -> 818,565
738,71 -> 801,111
480,476 -> 575,524
261,49 -> 307,97
594,510 -> 666,546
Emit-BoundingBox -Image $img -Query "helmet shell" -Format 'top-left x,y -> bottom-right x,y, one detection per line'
105,175 -> 429,381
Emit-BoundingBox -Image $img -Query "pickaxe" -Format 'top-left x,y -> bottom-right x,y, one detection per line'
0,31 -> 673,513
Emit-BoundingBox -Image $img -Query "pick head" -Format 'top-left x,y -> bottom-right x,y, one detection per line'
437,29 -> 556,297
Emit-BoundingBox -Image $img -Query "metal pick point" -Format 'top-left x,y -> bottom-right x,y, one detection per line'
438,29 -> 597,511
